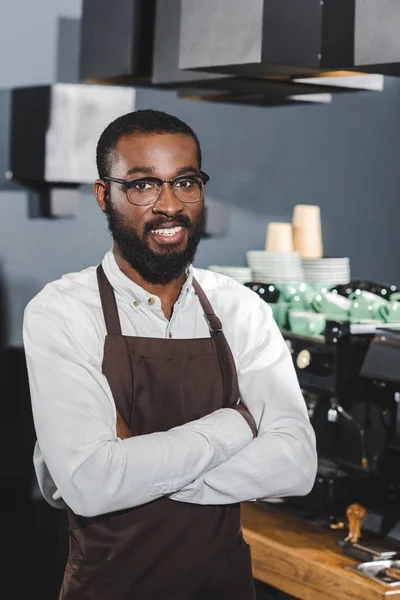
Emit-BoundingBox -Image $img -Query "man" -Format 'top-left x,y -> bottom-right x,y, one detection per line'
23,109 -> 317,600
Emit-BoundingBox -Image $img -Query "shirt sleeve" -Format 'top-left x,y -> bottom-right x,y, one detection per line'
169,302 -> 317,505
23,298 -> 253,517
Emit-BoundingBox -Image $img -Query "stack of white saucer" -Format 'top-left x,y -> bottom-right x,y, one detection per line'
302,257 -> 351,285
206,265 -> 253,284
246,251 -> 304,283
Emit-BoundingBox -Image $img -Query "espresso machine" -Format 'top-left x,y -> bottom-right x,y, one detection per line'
257,286 -> 400,545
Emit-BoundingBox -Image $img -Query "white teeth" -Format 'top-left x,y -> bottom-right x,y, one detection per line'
151,226 -> 183,236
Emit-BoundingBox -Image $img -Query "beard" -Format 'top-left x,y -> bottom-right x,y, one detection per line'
104,200 -> 205,284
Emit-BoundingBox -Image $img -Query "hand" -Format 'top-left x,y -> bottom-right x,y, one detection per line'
232,403 -> 258,438
116,410 -> 133,439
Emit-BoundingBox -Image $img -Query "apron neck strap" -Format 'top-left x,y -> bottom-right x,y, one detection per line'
96,265 -> 122,335
192,278 -> 223,336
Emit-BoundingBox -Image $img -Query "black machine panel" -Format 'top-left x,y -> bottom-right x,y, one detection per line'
270,317 -> 400,540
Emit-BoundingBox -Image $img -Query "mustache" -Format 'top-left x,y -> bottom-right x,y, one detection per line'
144,214 -> 192,235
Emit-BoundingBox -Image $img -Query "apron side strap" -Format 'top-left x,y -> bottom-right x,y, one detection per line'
96,265 -> 123,336
192,278 -> 223,335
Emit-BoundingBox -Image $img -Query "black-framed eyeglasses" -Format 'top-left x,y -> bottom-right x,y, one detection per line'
103,171 -> 210,206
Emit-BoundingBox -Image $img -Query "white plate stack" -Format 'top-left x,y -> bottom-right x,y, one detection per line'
246,251 -> 304,283
206,265 -> 253,284
302,257 -> 351,285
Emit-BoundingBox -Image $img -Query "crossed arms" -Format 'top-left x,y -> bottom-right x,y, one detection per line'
24,299 -> 317,517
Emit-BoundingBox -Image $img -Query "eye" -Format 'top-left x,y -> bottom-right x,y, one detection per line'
175,177 -> 196,188
131,180 -> 156,191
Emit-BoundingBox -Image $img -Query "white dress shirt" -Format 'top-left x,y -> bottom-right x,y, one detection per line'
23,249 -> 317,517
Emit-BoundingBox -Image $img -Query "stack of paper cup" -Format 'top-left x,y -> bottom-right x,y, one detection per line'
292,205 -> 323,259
265,222 -> 294,252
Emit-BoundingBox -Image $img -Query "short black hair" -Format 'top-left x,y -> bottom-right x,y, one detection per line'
96,109 -> 202,179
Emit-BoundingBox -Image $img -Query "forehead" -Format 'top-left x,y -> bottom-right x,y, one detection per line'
111,133 -> 199,176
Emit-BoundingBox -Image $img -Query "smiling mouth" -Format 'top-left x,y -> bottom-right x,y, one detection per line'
150,226 -> 183,237
149,225 -> 186,245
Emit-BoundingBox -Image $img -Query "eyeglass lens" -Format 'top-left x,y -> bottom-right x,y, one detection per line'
127,177 -> 204,206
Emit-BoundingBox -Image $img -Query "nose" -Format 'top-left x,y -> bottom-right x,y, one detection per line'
152,182 -> 184,216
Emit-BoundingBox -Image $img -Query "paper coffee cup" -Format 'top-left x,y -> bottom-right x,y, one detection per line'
292,205 -> 323,259
265,222 -> 293,252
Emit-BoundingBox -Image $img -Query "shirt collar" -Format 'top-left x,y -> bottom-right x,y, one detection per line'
101,249 -> 194,309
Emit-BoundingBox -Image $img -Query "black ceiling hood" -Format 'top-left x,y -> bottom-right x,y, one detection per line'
152,0 -> 228,86
8,83 -> 135,218
179,0 -> 400,78
152,0 -> 381,102
153,0 -> 333,104
175,76 -> 350,97
80,0 -> 159,85
9,84 -> 135,186
178,88 -> 332,108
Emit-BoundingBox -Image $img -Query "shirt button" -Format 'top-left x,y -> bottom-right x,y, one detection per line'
148,297 -> 156,305
133,301 -> 139,307
169,332 -> 173,339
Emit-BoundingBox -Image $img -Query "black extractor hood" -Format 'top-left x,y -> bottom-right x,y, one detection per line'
8,83 -> 135,218
152,0 -> 227,87
81,0 -> 336,104
177,88 -> 332,108
178,0 -> 400,78
79,0 -> 383,107
10,83 -> 135,186
151,0 -> 382,105
80,0 -> 157,85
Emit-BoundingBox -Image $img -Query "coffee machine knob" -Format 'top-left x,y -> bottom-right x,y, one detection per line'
297,349 -> 311,369
327,406 -> 339,422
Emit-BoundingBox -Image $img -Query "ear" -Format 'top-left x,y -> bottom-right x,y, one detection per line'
93,179 -> 107,212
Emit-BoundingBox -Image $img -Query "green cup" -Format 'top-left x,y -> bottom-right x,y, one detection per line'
390,292 -> 400,302
275,283 -> 301,302
312,291 -> 351,320
288,309 -> 326,337
349,290 -> 389,321
349,290 -> 389,307
290,293 -> 311,311
268,302 -> 289,329
378,301 -> 400,323
289,284 -> 315,311
308,282 -> 334,295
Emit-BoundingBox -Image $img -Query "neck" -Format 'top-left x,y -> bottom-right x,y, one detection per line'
112,244 -> 188,314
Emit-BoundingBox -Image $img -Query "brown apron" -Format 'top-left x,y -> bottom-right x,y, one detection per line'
59,265 -> 255,600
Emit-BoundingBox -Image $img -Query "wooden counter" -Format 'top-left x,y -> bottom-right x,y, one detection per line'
241,501 -> 400,600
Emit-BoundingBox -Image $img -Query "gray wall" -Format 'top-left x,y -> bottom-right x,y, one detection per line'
1,0 -> 400,346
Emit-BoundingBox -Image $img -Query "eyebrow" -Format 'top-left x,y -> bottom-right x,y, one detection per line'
125,165 -> 199,178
